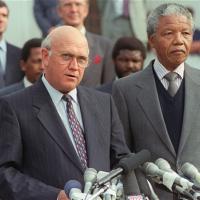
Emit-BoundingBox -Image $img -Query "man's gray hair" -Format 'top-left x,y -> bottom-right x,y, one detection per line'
147,3 -> 194,37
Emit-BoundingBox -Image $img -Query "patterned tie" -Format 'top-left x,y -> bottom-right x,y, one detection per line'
63,95 -> 88,169
165,72 -> 179,97
123,0 -> 129,17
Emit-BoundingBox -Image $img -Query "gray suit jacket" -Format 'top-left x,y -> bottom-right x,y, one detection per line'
80,32 -> 115,87
112,61 -> 200,199
0,79 -> 132,200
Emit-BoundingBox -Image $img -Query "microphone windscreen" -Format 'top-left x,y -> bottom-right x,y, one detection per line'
64,180 -> 82,197
118,150 -> 151,174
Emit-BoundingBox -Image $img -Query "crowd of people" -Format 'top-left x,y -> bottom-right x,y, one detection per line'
0,0 -> 200,200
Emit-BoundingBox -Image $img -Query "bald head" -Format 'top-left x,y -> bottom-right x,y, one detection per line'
42,26 -> 88,52
41,25 -> 89,93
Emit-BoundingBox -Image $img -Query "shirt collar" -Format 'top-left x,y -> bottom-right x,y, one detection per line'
154,58 -> 184,80
0,39 -> 6,52
23,76 -> 33,88
41,74 -> 78,105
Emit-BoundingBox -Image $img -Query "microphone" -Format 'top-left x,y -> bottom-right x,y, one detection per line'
64,180 -> 83,200
64,179 -> 103,200
92,150 -> 151,189
181,162 -> 200,186
155,158 -> 175,173
144,162 -> 200,199
84,168 -> 98,194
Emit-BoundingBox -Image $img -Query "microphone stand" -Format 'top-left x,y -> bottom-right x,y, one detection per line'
87,183 -> 110,200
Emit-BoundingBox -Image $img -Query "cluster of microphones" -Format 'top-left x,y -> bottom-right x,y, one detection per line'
63,149 -> 200,200
143,158 -> 200,200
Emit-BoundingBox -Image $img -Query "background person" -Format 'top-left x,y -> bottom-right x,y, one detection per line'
0,38 -> 43,97
98,36 -> 146,94
0,0 -> 23,88
57,0 -> 115,87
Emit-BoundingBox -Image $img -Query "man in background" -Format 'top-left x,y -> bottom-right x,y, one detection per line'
113,3 -> 200,199
0,0 -> 23,88
98,36 -> 146,94
57,0 -> 115,87
0,38 -> 43,96
33,0 -> 61,37
97,0 -> 147,44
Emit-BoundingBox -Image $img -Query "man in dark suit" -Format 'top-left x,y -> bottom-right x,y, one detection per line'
57,0 -> 115,87
0,26 -> 144,200
0,0 -> 23,88
112,3 -> 200,199
98,36 -> 146,94
33,0 -> 61,37
0,38 -> 43,96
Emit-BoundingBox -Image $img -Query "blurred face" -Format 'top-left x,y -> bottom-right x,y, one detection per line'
149,15 -> 193,71
114,49 -> 144,78
58,0 -> 88,29
42,31 -> 89,93
0,6 -> 8,38
21,47 -> 43,83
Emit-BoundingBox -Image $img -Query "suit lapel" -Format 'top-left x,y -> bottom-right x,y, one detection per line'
178,66 -> 200,158
32,80 -> 84,172
77,87 -> 106,168
136,64 -> 176,156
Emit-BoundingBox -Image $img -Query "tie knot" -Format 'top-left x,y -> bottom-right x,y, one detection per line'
63,95 -> 72,103
165,72 -> 178,82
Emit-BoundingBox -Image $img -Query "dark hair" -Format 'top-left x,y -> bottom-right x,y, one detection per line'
21,38 -> 42,61
0,0 -> 9,15
112,37 -> 146,60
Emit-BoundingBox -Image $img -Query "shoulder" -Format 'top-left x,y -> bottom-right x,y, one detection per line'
6,42 -> 21,50
185,64 -> 200,84
78,85 -> 113,103
86,32 -> 113,46
0,82 -> 24,97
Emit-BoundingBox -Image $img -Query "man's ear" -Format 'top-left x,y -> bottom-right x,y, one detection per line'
41,48 -> 49,67
148,35 -> 155,49
20,60 -> 26,72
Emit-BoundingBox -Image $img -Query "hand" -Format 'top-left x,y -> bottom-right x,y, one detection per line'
57,190 -> 69,200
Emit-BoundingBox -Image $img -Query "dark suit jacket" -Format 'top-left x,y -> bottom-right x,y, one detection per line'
97,81 -> 114,94
4,43 -> 24,87
0,81 -> 24,97
80,32 -> 115,87
112,61 -> 200,199
33,0 -> 61,37
0,79 -> 131,200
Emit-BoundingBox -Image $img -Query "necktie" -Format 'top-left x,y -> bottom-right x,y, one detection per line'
123,0 -> 129,17
165,72 -> 179,97
63,95 -> 88,169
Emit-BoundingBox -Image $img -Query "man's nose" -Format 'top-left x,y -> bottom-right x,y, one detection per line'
173,32 -> 184,45
68,57 -> 79,70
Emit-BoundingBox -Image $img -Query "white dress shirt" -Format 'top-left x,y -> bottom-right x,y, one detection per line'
153,58 -> 184,90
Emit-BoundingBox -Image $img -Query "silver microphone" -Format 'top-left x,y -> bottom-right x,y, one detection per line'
181,162 -> 200,186
84,168 -> 98,194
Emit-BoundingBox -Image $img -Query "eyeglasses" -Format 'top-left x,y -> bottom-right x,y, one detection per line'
49,51 -> 89,69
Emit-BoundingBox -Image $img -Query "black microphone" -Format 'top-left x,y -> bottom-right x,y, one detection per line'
92,149 -> 151,189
